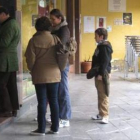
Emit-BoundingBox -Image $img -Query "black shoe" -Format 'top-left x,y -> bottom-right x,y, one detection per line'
12,110 -> 17,117
30,129 -> 45,136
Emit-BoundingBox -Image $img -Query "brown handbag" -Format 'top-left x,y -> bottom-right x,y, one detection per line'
53,35 -> 69,71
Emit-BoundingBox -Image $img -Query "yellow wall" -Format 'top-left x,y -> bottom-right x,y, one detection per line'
56,0 -> 66,15
22,0 -> 37,71
56,0 -> 62,9
81,0 -> 140,61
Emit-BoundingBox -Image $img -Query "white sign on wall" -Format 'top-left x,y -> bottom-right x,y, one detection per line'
107,26 -> 112,32
114,18 -> 123,25
108,0 -> 126,12
84,16 -> 95,33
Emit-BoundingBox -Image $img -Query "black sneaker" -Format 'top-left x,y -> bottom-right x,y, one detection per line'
30,129 -> 45,136
12,110 -> 17,117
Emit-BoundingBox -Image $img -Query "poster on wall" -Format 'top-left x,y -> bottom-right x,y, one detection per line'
96,17 -> 106,29
108,0 -> 126,12
32,15 -> 39,26
38,0 -> 49,17
123,13 -> 132,25
84,16 -> 95,33
38,0 -> 56,17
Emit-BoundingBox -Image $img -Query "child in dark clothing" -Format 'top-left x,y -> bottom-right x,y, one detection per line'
91,28 -> 113,124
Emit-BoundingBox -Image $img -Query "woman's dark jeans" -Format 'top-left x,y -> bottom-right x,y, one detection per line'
35,83 -> 59,133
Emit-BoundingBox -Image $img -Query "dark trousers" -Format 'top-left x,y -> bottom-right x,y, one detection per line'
0,72 -> 19,112
59,64 -> 71,120
35,83 -> 59,133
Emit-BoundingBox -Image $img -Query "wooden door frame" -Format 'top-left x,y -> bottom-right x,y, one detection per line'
75,0 -> 81,74
66,0 -> 81,74
66,0 -> 74,37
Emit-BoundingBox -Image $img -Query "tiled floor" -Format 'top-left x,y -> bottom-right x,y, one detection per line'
0,72 -> 140,140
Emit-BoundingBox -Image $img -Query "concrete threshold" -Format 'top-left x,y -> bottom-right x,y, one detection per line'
0,94 -> 37,132
0,117 -> 15,132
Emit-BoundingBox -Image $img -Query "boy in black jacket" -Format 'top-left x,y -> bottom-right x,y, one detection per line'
91,28 -> 113,124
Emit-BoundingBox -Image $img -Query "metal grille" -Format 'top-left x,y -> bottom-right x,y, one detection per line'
124,36 -> 140,79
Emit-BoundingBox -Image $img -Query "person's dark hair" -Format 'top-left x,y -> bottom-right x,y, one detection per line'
35,16 -> 51,31
0,7 -> 9,15
95,28 -> 108,40
50,9 -> 64,22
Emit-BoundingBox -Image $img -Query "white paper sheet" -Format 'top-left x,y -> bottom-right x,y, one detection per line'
84,16 -> 95,33
108,0 -> 126,12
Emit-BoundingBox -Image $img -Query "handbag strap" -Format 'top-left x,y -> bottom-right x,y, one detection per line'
52,35 -> 61,45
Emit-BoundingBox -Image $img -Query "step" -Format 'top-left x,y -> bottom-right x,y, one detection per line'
0,117 -> 14,132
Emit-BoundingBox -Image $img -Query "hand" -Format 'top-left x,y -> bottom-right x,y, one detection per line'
97,75 -> 102,80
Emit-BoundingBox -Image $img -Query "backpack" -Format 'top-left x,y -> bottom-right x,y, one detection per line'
66,38 -> 77,55
66,38 -> 77,65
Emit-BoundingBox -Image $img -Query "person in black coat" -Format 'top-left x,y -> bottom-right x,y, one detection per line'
50,9 -> 71,128
91,28 -> 113,124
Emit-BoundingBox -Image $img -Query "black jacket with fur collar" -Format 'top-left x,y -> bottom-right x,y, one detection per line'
51,21 -> 70,46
